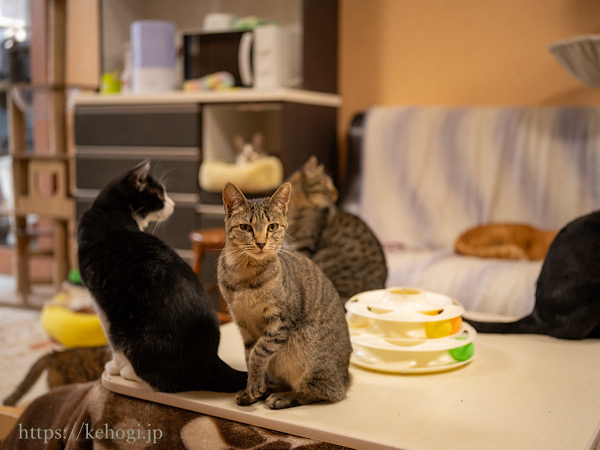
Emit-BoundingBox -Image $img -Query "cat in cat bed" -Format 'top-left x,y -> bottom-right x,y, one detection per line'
199,133 -> 283,193
454,223 -> 557,261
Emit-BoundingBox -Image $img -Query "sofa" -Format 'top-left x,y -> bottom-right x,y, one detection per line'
342,106 -> 600,317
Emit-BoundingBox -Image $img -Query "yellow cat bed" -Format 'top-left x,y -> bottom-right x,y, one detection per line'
199,157 -> 284,193
40,285 -> 107,348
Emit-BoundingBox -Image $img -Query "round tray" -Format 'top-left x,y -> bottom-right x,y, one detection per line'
345,287 -> 465,323
349,324 -> 476,373
349,323 -> 476,352
350,352 -> 474,374
347,312 -> 464,340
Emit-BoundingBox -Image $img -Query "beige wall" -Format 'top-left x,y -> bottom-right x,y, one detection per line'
339,0 -> 600,150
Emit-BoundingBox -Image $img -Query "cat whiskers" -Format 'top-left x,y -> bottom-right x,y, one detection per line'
281,241 -> 300,253
219,246 -> 251,265
284,233 -> 299,244
277,248 -> 302,264
152,162 -> 172,188
147,219 -> 165,237
282,234 -> 300,252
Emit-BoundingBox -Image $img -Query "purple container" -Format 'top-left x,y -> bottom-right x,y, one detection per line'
131,20 -> 176,69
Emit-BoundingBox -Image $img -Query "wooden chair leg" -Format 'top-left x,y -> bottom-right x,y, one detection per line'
217,297 -> 231,324
14,218 -> 30,301
53,220 -> 68,291
191,242 -> 204,275
189,228 -> 230,323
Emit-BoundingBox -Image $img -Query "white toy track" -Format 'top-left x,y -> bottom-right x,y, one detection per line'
346,287 -> 476,373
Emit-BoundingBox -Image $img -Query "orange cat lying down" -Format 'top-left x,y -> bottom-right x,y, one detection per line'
454,223 -> 558,261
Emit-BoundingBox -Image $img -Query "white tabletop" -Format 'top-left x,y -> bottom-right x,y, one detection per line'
102,318 -> 600,450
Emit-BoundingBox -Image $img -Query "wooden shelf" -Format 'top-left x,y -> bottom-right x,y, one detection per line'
11,153 -> 72,161
73,88 -> 342,108
0,82 -> 98,91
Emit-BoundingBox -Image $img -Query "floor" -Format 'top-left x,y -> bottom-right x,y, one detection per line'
0,275 -> 57,408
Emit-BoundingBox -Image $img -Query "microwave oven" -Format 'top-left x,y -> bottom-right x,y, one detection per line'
183,25 -> 301,89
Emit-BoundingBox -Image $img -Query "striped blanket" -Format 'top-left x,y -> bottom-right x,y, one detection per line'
358,106 -> 600,316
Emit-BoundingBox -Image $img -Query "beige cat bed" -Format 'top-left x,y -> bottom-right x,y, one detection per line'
199,156 -> 284,193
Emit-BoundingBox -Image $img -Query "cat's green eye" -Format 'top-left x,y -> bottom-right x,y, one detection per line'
268,223 -> 279,232
240,224 -> 252,232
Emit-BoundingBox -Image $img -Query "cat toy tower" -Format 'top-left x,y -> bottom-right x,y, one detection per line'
345,287 -> 476,373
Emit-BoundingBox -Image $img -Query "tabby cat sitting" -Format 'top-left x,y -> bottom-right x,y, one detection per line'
77,161 -> 246,393
286,156 -> 388,302
465,211 -> 600,339
3,346 -> 109,406
218,182 -> 352,409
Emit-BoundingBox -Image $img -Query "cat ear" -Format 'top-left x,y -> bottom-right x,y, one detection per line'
270,182 -> 291,211
129,160 -> 150,192
288,169 -> 302,184
252,132 -> 264,151
304,156 -> 321,177
233,135 -> 245,153
223,182 -> 247,215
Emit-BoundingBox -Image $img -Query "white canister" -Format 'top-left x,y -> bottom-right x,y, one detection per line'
131,20 -> 176,93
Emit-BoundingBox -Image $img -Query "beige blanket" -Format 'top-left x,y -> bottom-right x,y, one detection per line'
1,381 -> 349,449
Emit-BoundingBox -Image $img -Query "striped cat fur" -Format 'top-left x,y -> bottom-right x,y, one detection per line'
218,182 -> 352,409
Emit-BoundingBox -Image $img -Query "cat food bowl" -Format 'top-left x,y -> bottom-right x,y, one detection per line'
345,287 -> 476,373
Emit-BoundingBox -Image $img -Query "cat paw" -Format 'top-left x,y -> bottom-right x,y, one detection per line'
120,364 -> 142,382
235,379 -> 268,406
235,390 -> 260,406
105,359 -> 120,375
247,374 -> 267,397
265,393 -> 301,410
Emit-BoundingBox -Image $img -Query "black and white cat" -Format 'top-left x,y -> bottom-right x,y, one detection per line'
77,161 -> 247,392
466,210 -> 600,339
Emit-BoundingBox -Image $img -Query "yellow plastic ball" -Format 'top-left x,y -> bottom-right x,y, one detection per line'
424,319 -> 453,338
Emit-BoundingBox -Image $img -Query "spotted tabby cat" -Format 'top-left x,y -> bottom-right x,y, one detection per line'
286,156 -> 388,302
218,182 -> 352,409
3,346 -> 109,406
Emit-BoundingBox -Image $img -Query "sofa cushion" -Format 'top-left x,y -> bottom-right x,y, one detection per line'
384,248 -> 541,317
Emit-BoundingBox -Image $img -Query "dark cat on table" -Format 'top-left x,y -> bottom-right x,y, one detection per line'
465,211 -> 600,339
77,161 -> 246,393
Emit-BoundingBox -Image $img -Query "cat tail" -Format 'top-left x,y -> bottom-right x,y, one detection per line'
464,314 -> 548,336
3,353 -> 51,406
206,356 -> 247,393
